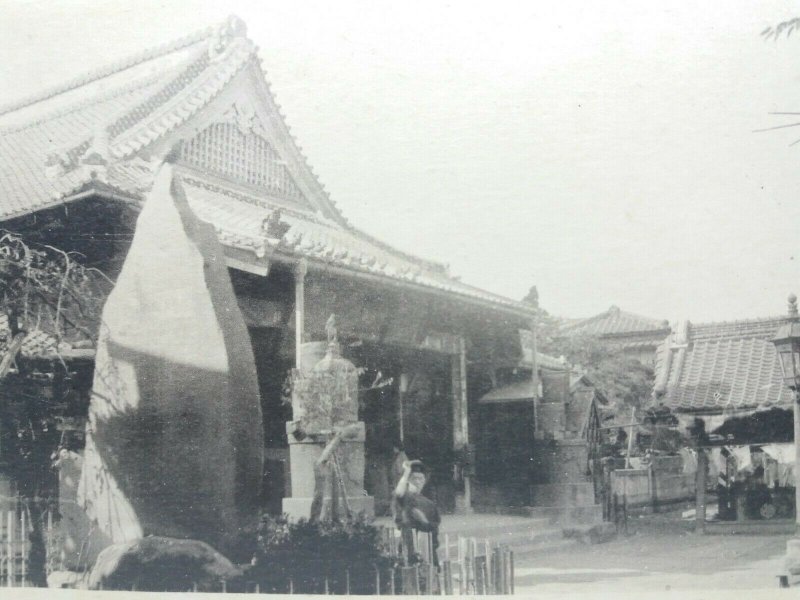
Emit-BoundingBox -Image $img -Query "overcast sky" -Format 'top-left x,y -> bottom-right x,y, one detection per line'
2,0 -> 800,323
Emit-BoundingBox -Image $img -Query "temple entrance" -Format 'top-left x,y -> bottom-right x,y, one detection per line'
352,342 -> 455,515
475,401 -> 535,507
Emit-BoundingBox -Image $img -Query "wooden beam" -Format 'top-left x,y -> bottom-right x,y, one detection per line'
226,255 -> 269,276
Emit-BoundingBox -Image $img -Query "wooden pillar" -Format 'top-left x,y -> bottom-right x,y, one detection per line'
695,447 -> 707,534
294,260 -> 307,369
528,319 -> 539,436
625,406 -> 636,469
452,336 -> 472,512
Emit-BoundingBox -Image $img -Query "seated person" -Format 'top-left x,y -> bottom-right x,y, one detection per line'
394,460 -> 441,566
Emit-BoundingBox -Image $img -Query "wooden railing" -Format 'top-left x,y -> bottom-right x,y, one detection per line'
375,526 -> 515,595
1,506 -> 60,587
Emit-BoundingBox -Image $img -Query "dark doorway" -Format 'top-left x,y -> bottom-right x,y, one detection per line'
476,402 -> 535,506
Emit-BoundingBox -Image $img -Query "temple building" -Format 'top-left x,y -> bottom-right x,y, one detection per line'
560,305 -> 671,368
0,17 -> 539,518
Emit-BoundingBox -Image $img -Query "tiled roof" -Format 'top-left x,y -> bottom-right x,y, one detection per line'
0,315 -> 91,360
652,317 -> 792,414
617,339 -> 664,351
561,306 -> 670,338
537,352 -> 569,370
0,16 -> 530,316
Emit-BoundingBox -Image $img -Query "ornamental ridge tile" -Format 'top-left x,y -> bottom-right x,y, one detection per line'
0,23 -> 217,119
0,73 -> 167,135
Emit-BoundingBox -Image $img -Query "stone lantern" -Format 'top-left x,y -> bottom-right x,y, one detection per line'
282,315 -> 374,520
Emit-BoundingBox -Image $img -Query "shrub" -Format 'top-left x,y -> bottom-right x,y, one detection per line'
247,514 -> 396,594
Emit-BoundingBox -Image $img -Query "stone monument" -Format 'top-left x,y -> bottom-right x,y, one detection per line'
76,158 -> 264,562
282,315 -> 374,520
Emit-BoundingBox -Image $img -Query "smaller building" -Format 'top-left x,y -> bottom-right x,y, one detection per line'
652,316 -> 794,525
475,351 -> 606,522
560,305 -> 671,368
652,317 -> 793,431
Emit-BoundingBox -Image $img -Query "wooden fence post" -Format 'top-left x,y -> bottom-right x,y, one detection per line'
493,548 -> 501,594
442,561 -> 453,595
7,510 -> 14,588
483,539 -> 491,592
501,547 -> 510,594
457,536 -> 465,594
20,509 -> 26,587
622,494 -> 629,535
474,555 -> 487,595
696,447 -> 708,535
401,566 -> 419,595
509,550 -> 515,594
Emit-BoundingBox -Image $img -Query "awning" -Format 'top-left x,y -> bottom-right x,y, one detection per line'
478,380 -> 536,404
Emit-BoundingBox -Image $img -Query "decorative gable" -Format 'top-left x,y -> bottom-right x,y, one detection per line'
180,102 -> 312,210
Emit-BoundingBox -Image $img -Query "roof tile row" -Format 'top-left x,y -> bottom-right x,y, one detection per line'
653,317 -> 792,414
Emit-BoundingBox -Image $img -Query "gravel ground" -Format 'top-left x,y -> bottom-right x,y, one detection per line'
515,512 -> 791,595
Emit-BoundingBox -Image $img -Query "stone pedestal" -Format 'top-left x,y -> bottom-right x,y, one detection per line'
283,422 -> 374,520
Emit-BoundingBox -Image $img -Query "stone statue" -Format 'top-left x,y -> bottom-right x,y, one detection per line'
325,313 -> 338,345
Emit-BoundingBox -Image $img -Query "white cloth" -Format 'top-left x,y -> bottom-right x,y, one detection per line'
766,459 -> 780,488
712,448 -> 727,479
629,457 -> 646,470
762,444 -> 795,465
730,446 -> 752,473
679,448 -> 697,474
779,463 -> 796,488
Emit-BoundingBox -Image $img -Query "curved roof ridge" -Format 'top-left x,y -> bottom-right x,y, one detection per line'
0,22 -> 217,118
609,306 -> 666,325
0,71 -> 167,135
691,314 -> 787,328
561,305 -> 668,333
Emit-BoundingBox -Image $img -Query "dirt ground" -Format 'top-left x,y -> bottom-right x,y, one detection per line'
515,511 -> 791,595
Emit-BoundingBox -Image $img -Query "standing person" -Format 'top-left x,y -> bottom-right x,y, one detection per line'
394,460 -> 441,566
